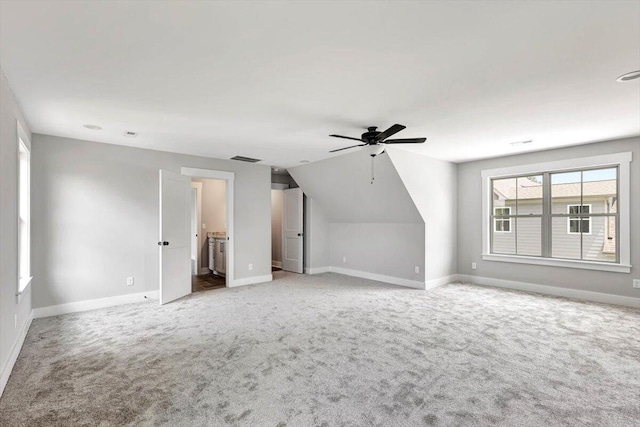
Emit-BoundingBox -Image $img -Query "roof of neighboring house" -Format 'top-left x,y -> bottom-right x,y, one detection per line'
493,179 -> 616,200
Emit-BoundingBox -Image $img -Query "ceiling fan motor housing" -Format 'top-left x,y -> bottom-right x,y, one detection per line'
362,127 -> 381,143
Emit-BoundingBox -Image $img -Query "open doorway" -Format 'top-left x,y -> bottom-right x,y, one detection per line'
271,168 -> 303,275
191,177 -> 227,293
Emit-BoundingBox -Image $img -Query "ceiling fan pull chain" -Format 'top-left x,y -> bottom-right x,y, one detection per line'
371,155 -> 375,184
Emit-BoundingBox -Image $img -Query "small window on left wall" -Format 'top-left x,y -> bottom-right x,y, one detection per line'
18,123 -> 31,294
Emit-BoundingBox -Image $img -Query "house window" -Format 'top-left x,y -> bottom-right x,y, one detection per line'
481,152 -> 631,273
567,204 -> 590,234
493,207 -> 511,232
18,124 -> 31,294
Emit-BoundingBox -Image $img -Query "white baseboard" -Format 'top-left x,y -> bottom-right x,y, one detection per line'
425,274 -> 459,290
305,266 -> 331,274
33,290 -> 159,319
0,310 -> 33,397
198,267 -> 210,275
330,266 -> 426,289
228,274 -> 273,288
271,261 -> 283,269
457,274 -> 640,308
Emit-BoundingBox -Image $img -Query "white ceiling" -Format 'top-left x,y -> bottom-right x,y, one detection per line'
1,1 -> 638,168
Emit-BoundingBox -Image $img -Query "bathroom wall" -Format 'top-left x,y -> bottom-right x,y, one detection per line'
193,178 -> 226,270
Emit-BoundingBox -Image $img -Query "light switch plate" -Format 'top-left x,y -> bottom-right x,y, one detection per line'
633,279 -> 640,289
126,276 -> 134,286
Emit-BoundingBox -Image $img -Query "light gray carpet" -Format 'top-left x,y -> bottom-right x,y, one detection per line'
1,272 -> 639,426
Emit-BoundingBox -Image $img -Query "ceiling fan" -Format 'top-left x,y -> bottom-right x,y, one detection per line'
328,124 -> 427,184
329,124 -> 426,156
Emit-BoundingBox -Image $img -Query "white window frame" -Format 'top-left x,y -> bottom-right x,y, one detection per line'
493,207 -> 512,233
17,122 -> 32,299
566,204 -> 591,235
481,152 -> 631,273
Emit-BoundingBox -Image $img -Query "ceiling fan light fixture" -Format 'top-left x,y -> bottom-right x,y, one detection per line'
367,145 -> 385,157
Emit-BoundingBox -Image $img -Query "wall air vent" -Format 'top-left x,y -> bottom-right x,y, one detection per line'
230,156 -> 262,163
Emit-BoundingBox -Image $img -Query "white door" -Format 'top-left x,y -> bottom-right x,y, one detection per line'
159,170 -> 191,304
282,188 -> 303,273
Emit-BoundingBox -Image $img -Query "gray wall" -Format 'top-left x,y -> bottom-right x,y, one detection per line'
387,148 -> 458,281
0,69 -> 32,386
458,137 -> 640,298
330,223 -> 425,281
271,189 -> 283,265
290,151 -> 425,281
31,135 -> 271,308
304,196 -> 330,271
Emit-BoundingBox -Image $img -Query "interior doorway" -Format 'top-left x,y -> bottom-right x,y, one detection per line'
190,177 -> 227,293
271,168 -> 304,275
271,187 -> 284,272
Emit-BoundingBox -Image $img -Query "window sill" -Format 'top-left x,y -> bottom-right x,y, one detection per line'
481,254 -> 631,273
17,276 -> 32,303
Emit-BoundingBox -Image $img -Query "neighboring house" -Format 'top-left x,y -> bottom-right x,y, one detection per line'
492,178 -> 617,261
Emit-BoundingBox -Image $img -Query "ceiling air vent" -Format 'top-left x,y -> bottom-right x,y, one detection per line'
230,155 -> 262,163
124,131 -> 138,138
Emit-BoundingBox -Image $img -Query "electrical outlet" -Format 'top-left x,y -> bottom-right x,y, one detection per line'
126,276 -> 134,286
248,264 -> 253,271
343,256 -> 347,263
633,279 -> 640,289
202,223 -> 206,229
471,262 -> 477,270
415,266 -> 419,274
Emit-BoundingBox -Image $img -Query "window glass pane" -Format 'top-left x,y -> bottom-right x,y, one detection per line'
492,178 -> 516,213
582,215 -> 616,262
516,175 -> 543,215
551,171 -> 581,214
583,168 -> 616,217
552,217 -> 580,259
492,224 -> 515,254
584,215 -> 616,262
516,217 -> 541,256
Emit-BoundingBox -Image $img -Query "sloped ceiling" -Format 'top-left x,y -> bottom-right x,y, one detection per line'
289,150 -> 421,223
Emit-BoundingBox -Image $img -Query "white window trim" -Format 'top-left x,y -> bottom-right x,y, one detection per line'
566,204 -> 591,235
493,207 -> 512,233
17,121 -> 32,301
481,152 -> 632,273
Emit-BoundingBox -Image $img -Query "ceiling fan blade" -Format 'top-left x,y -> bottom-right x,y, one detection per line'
375,124 -> 406,142
329,134 -> 363,142
383,138 -> 427,144
329,144 -> 366,153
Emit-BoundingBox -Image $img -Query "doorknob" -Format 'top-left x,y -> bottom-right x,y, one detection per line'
157,241 -> 169,246
297,233 -> 303,237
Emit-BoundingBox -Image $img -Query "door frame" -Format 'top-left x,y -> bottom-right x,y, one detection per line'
181,167 -> 235,286
190,182 -> 203,275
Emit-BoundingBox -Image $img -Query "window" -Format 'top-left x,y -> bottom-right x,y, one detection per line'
567,204 -> 590,234
481,152 -> 631,273
17,123 -> 31,294
493,207 -> 511,232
